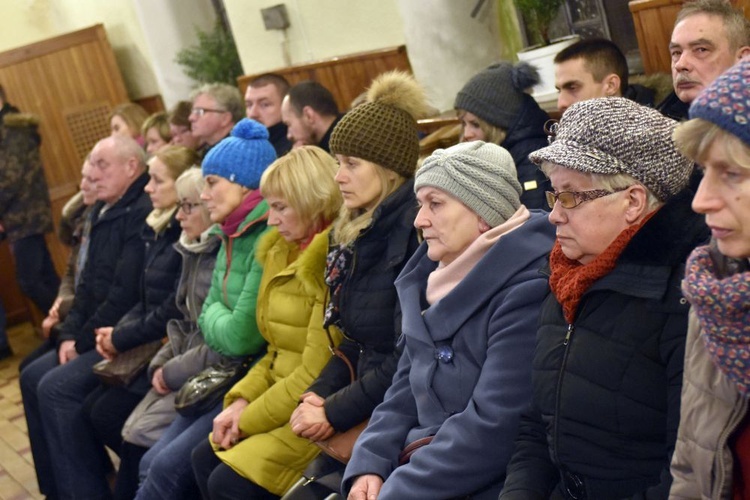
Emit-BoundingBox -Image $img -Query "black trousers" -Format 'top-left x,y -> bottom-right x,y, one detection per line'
191,438 -> 280,500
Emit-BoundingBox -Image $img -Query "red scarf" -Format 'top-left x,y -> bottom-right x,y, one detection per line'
549,213 -> 654,323
220,189 -> 263,236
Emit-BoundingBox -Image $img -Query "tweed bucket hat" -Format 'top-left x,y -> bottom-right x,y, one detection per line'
529,97 -> 692,201
689,58 -> 750,148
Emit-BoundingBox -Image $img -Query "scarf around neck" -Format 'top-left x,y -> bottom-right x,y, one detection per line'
425,206 -> 530,305
220,189 -> 263,236
683,244 -> 750,395
549,212 -> 653,323
146,206 -> 177,236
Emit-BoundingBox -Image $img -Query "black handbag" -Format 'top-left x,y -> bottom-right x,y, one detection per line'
174,358 -> 249,417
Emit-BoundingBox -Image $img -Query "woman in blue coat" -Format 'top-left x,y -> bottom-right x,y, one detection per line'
344,141 -> 555,500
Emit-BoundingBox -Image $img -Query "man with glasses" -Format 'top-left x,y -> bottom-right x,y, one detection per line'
189,83 -> 244,160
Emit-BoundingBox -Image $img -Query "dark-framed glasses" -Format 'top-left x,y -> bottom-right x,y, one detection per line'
178,201 -> 203,215
545,186 -> 628,209
190,107 -> 227,118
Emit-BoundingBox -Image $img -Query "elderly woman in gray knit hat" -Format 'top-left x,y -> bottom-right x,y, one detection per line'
455,61 -> 551,210
343,141 -> 555,500
499,97 -> 709,500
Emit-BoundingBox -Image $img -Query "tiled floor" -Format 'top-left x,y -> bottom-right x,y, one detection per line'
0,323 -> 44,500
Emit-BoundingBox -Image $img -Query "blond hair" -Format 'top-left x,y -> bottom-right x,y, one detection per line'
674,118 -> 750,170
141,112 -> 171,142
457,109 -> 507,145
109,103 -> 149,138
332,164 -> 406,246
175,167 -> 211,226
150,145 -> 198,180
260,146 -> 342,229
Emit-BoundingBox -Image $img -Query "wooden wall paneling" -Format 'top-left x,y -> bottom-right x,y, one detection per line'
0,24 -> 130,325
630,0 -> 684,74
238,45 -> 412,114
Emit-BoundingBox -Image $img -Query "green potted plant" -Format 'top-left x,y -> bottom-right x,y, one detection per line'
514,0 -> 578,106
175,20 -> 243,85
515,0 -> 565,47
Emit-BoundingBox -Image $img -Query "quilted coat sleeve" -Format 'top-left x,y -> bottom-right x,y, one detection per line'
236,290 -> 341,435
199,235 -> 266,357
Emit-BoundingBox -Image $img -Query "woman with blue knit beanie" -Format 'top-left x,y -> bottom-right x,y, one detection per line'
133,118 -> 276,500
670,59 -> 750,499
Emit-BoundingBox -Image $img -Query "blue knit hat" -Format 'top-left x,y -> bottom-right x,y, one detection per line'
689,58 -> 750,148
202,118 -> 276,188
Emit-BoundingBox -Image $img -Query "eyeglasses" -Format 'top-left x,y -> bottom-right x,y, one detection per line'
178,201 -> 203,215
545,186 -> 628,209
190,107 -> 227,118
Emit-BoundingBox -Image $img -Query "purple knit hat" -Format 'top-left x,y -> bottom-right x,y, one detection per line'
689,58 -> 750,148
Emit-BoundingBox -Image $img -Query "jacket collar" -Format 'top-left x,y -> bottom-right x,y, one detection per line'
92,172 -> 150,224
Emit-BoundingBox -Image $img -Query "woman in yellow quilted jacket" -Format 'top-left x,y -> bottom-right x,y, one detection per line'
192,145 -> 344,500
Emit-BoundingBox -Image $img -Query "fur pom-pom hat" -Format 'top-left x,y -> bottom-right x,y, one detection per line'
330,71 -> 430,178
454,61 -> 539,131
202,118 -> 276,189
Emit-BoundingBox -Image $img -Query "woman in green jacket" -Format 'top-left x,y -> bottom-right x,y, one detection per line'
198,118 -> 276,357
192,145 -> 343,500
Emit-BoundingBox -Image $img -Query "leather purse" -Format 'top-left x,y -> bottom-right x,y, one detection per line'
313,327 -> 369,464
174,358 -> 249,417
92,340 -> 163,387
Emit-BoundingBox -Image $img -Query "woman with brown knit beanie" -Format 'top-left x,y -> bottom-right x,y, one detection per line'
284,71 -> 427,499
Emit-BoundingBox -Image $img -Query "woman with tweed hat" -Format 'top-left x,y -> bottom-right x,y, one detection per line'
455,61 -> 552,210
343,141 -> 555,500
669,59 -> 750,499
499,97 -> 709,500
285,71 -> 426,498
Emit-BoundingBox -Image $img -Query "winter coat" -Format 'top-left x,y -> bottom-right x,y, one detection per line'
0,113 -> 53,242
670,252 -> 750,500
500,190 -> 710,500
122,231 -> 223,448
199,200 -> 269,357
501,95 -> 552,211
56,192 -> 92,319
111,212 -> 183,354
148,233 -> 223,388
342,211 -> 555,500
59,172 -> 152,354
307,179 -> 420,432
214,227 -> 342,496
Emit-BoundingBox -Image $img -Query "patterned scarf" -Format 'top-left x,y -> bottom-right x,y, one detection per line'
549,214 -> 651,323
323,243 -> 353,330
682,245 -> 750,395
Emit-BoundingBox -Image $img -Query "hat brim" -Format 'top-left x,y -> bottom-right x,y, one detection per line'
529,139 -> 627,177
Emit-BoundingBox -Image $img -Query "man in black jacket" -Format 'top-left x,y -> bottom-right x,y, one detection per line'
20,135 -> 151,500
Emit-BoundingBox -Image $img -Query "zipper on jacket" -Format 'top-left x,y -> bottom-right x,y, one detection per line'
552,323 -> 575,469
714,396 -> 750,497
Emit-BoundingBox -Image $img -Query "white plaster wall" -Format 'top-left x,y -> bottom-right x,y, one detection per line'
132,0 -> 216,108
396,0 -> 506,111
224,0 -> 406,72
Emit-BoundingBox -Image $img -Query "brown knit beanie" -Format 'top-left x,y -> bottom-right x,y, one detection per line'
330,71 -> 430,178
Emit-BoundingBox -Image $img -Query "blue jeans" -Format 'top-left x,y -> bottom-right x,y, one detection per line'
11,234 -> 60,313
135,402 -> 222,500
21,348 -> 112,500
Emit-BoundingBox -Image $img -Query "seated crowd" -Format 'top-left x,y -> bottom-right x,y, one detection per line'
6,0 -> 750,498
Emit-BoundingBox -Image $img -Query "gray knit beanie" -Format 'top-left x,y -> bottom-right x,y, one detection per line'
415,141 -> 522,227
529,97 -> 692,201
454,62 -> 540,130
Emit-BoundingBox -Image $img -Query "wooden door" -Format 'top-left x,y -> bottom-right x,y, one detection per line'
0,24 -> 129,325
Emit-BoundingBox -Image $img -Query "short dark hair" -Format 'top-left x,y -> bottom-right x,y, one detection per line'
554,38 -> 629,94
249,73 -> 290,97
287,81 -> 339,117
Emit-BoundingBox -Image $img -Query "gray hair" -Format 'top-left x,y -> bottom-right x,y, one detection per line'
191,83 -> 244,123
